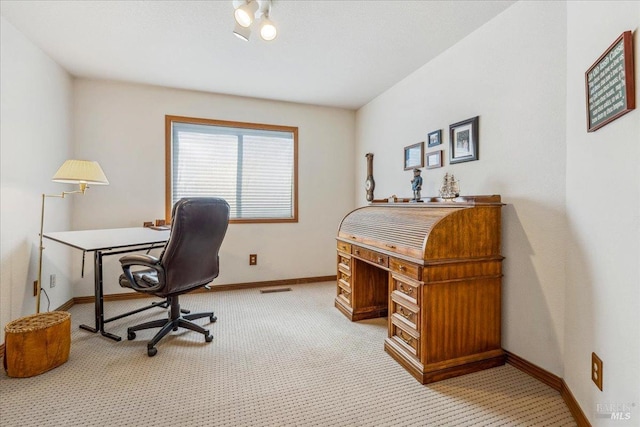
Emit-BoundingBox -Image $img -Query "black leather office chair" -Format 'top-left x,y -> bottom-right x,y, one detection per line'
119,197 -> 230,356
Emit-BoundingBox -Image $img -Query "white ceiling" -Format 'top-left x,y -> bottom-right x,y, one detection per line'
0,0 -> 515,110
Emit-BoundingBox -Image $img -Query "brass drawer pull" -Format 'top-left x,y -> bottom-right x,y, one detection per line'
350,235 -> 357,240
398,330 -> 413,345
399,265 -> 406,271
399,284 -> 413,295
385,244 -> 396,249
354,249 -> 360,255
377,257 -> 384,264
398,307 -> 411,319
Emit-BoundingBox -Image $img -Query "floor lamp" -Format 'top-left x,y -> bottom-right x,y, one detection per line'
36,159 -> 109,313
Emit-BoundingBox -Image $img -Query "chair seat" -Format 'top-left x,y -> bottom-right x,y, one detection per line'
119,269 -> 159,291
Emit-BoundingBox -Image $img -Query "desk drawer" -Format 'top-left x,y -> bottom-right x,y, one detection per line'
338,253 -> 351,272
337,241 -> 352,254
338,263 -> 351,277
337,282 -> 351,304
390,319 -> 419,357
390,257 -> 421,281
352,246 -> 388,268
390,292 -> 419,331
338,271 -> 351,291
391,275 -> 421,305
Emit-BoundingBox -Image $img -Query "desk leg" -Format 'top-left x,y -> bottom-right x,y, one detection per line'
79,250 -> 121,341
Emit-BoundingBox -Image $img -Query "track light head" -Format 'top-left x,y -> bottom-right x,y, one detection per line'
233,22 -> 251,41
259,16 -> 277,41
234,0 -> 259,28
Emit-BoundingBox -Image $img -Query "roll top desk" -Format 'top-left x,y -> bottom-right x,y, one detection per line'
335,195 -> 505,384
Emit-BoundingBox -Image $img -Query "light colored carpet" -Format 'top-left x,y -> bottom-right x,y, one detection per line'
1,281 -> 575,426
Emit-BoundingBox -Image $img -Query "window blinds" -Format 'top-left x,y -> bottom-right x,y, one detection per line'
171,122 -> 295,220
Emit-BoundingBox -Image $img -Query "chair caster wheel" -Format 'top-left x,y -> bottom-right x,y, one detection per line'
205,334 -> 213,342
210,315 -> 217,323
173,327 -> 179,331
147,347 -> 158,357
128,331 -> 136,340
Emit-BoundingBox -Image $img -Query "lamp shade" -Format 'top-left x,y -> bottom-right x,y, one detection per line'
52,160 -> 109,185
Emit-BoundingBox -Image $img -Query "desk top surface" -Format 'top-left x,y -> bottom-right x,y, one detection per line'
44,227 -> 170,252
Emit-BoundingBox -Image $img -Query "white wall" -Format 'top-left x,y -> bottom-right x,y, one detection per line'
71,79 -> 355,297
565,2 -> 640,425
356,1 -> 568,376
0,17 -> 74,341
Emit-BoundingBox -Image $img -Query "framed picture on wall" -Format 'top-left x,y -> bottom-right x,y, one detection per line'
585,31 -> 635,132
425,150 -> 443,169
449,116 -> 479,164
427,130 -> 442,147
404,142 -> 424,170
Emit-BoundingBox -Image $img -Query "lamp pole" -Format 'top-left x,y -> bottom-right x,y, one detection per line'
36,184 -> 87,313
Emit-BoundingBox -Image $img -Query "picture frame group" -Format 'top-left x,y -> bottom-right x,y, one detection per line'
402,116 -> 480,172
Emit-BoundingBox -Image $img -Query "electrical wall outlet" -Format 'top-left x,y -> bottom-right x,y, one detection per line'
249,254 -> 257,265
592,352 -> 603,391
33,280 -> 38,297
49,274 -> 56,288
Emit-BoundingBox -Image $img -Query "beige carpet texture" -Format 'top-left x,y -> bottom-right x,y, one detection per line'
1,281 -> 576,426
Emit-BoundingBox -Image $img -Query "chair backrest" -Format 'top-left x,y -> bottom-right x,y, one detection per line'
159,197 -> 230,295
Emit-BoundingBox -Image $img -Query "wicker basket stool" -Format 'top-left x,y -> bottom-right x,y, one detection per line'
3,311 -> 71,378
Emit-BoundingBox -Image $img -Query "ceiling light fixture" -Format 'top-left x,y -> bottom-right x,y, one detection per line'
232,0 -> 277,42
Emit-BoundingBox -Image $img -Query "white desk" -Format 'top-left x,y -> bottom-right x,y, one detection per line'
44,227 -> 170,341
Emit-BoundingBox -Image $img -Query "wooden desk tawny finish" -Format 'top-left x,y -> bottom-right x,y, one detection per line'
335,195 -> 504,384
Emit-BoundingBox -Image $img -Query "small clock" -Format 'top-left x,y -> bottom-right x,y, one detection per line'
365,177 -> 374,191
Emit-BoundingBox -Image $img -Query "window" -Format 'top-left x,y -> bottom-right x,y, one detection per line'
166,116 -> 298,223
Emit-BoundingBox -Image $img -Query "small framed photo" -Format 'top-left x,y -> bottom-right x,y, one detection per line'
449,116 -> 479,164
404,142 -> 424,170
425,150 -> 443,169
427,130 -> 442,147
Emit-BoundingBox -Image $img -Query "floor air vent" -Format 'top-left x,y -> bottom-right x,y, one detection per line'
259,288 -> 292,294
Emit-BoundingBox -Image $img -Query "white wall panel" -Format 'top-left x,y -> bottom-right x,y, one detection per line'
0,17 -> 74,340
565,2 -> 640,424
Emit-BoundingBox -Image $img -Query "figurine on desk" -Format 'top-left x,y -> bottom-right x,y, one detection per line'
411,168 -> 423,202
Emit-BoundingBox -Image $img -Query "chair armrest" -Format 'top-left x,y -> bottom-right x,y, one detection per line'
120,253 -> 160,268
119,254 -> 164,293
